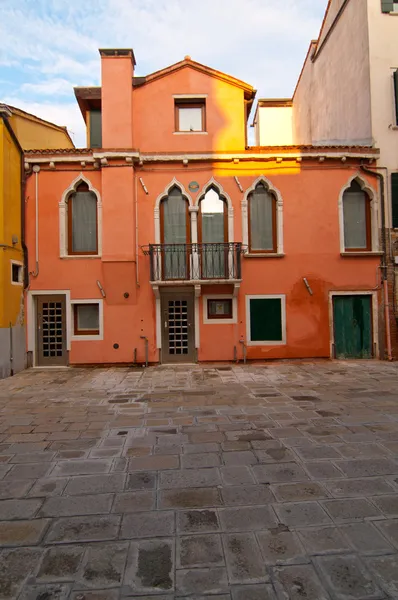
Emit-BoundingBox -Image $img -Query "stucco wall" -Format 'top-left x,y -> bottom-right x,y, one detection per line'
25,161 -> 381,364
9,114 -> 73,150
368,0 -> 398,172
293,0 -> 372,146
255,106 -> 293,146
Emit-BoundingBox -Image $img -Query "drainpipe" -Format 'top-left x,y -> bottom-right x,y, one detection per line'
9,322 -> 13,377
29,165 -> 40,277
360,163 -> 392,361
135,171 -> 139,287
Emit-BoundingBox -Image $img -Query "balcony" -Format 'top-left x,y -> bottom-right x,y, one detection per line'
143,243 -> 243,283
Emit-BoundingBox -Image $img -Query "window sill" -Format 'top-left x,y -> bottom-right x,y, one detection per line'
244,253 -> 285,258
340,251 -> 383,257
61,255 -> 101,259
247,341 -> 286,346
173,131 -> 208,135
71,334 -> 103,342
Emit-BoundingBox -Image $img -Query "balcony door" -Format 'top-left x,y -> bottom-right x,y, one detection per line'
161,290 -> 195,363
160,186 -> 190,280
199,187 -> 228,278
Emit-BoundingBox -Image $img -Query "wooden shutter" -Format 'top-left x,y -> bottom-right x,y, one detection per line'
394,70 -> 398,126
249,298 -> 283,342
89,110 -> 102,148
392,173 -> 398,229
381,0 -> 394,12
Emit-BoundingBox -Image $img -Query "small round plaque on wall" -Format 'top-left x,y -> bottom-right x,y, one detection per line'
188,181 -> 200,192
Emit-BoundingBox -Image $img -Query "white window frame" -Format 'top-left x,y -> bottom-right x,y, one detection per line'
246,294 -> 286,346
338,175 -> 379,254
70,299 -> 104,341
59,173 -> 102,258
10,260 -> 23,286
242,175 -> 284,256
203,294 -> 237,324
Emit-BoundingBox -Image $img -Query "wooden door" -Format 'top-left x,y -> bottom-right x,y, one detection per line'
333,295 -> 372,359
161,292 -> 195,363
36,295 -> 68,366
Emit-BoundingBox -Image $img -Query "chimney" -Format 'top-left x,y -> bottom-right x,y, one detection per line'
99,48 -> 135,148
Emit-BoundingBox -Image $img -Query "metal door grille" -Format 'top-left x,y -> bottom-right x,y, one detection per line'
168,300 -> 188,355
42,302 -> 64,358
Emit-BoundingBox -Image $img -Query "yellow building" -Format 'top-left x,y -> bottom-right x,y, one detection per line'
0,104 -> 73,378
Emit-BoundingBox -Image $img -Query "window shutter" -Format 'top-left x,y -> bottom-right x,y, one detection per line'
249,298 -> 282,342
392,173 -> 398,229
394,70 -> 398,126
89,110 -> 102,148
381,0 -> 394,12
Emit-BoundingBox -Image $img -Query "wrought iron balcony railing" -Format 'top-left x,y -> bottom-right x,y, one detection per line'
143,243 -> 243,282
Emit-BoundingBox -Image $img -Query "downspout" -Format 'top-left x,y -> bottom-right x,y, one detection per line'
29,165 -> 40,278
135,170 -> 139,287
360,163 -> 392,361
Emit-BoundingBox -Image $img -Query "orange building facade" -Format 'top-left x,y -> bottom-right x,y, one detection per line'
24,50 -> 384,366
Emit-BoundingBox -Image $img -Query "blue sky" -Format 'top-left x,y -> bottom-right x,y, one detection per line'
0,0 -> 328,147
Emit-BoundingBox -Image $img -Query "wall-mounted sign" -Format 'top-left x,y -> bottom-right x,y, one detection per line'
188,181 -> 200,192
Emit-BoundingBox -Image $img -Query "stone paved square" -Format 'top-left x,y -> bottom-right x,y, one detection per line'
1,361 -> 398,597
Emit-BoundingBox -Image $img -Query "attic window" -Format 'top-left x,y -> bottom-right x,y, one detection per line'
175,99 -> 206,132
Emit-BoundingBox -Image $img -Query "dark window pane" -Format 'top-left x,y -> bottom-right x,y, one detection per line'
71,191 -> 97,253
250,298 -> 283,342
75,304 -> 99,333
90,110 -> 102,148
343,182 -> 368,249
392,173 -> 398,228
250,183 -> 275,251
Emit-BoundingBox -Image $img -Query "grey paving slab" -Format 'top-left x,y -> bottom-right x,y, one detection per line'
124,538 -> 175,594
273,501 -> 332,527
159,467 -> 221,489
45,515 -> 121,544
120,510 -> 175,538
176,567 -> 229,595
78,542 -> 129,589
366,555 -> 398,598
272,564 -> 331,600
231,585 -> 277,600
222,532 -> 269,584
257,530 -> 307,565
340,522 -> 394,554
314,554 -> 383,600
1,362 -> 398,598
177,533 -> 224,568
177,509 -> 220,534
65,473 -> 126,495
219,506 -> 278,532
297,526 -> 352,555
36,545 -> 85,582
0,547 -> 43,599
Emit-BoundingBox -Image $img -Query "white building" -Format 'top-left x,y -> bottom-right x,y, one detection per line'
254,0 -> 398,357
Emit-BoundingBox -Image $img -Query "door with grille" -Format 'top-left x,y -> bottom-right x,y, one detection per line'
161,291 -> 195,363
36,295 -> 68,366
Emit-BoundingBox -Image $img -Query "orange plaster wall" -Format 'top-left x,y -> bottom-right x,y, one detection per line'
132,68 -> 246,153
25,159 -> 381,365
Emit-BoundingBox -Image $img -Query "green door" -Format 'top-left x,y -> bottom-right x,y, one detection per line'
333,295 -> 372,359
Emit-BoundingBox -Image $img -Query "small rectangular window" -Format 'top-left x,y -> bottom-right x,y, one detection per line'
393,70 -> 398,126
381,0 -> 394,12
207,299 -> 233,319
73,303 -> 100,335
11,262 -> 23,284
175,100 -> 205,132
247,296 -> 286,345
89,110 -> 102,148
392,173 -> 398,229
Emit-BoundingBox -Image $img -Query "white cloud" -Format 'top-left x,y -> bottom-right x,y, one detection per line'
0,0 -> 328,148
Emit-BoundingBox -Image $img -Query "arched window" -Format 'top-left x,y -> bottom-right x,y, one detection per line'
343,180 -> 371,251
248,182 -> 277,253
160,185 -> 190,279
199,187 -> 228,278
67,182 -> 98,255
